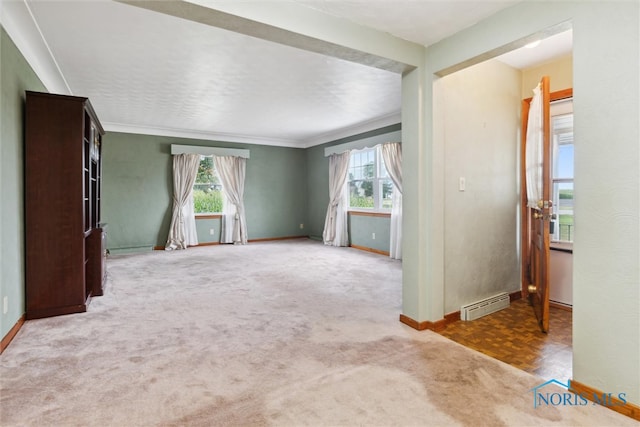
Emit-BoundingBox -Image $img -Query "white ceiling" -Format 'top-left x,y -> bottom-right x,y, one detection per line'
496,29 -> 573,70
14,0 -> 572,148
295,0 -> 522,47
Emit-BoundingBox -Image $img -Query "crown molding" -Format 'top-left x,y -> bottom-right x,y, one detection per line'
300,111 -> 402,148
105,113 -> 402,150
0,0 -> 71,95
103,122 -> 304,149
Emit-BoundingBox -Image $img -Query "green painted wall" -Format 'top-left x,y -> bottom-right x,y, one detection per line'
101,133 -> 172,252
195,217 -> 221,244
305,123 -> 401,251
244,143 -> 307,239
305,143 -> 330,240
102,133 -> 308,251
0,27 -> 46,338
348,214 -> 391,253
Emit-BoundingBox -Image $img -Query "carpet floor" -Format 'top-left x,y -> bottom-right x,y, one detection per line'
0,239 -> 634,426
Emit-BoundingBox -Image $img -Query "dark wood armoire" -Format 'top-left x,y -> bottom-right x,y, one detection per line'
25,91 -> 107,319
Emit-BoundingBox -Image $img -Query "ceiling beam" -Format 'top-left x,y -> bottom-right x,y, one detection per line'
117,0 -> 423,74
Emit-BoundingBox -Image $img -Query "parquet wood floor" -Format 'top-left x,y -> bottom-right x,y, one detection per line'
439,299 -> 572,382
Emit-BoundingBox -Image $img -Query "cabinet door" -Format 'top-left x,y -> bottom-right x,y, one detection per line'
86,228 -> 104,297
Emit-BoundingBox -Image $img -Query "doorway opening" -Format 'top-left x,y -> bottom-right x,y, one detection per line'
435,28 -> 573,381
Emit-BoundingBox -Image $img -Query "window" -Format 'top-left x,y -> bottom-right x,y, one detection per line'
348,146 -> 393,211
193,155 -> 223,214
550,100 -> 573,242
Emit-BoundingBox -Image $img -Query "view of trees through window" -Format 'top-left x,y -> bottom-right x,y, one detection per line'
348,147 -> 393,210
193,156 -> 223,214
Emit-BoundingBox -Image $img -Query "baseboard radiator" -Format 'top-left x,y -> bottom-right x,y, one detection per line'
460,292 -> 510,321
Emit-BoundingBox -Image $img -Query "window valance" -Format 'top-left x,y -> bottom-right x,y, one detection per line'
323,130 -> 401,157
171,144 -> 250,159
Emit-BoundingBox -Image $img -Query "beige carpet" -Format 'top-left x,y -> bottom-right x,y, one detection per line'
0,239 -> 634,426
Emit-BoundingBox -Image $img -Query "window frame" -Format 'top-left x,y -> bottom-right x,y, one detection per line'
550,100 -> 574,244
347,146 -> 393,213
193,155 -> 224,216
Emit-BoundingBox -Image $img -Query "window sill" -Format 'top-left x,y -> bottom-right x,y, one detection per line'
195,214 -> 223,219
348,210 -> 391,218
550,241 -> 573,254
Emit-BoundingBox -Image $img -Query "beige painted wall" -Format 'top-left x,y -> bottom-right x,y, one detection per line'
522,55 -> 573,98
437,59 -> 522,313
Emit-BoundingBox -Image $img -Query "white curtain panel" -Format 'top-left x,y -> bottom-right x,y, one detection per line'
214,156 -> 248,244
322,151 -> 350,247
381,142 -> 403,260
526,83 -> 543,209
219,192 -> 236,244
165,153 -> 200,250
182,192 -> 198,246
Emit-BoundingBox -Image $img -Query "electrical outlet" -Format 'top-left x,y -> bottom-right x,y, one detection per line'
372,232 -> 376,240
299,223 -> 304,229
209,228 -> 215,235
3,296 -> 8,315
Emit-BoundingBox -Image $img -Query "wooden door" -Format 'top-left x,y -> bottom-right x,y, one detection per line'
521,76 -> 551,333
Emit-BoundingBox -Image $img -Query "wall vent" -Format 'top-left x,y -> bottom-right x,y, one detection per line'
460,292 -> 510,321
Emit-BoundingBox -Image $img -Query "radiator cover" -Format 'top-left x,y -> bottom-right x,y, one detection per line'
460,292 -> 510,321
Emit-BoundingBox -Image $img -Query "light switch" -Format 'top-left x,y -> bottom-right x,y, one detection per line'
459,177 -> 466,192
